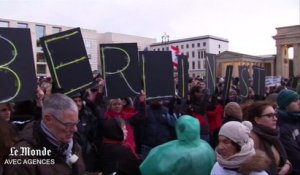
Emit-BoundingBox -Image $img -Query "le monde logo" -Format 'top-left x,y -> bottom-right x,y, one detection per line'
4,147 -> 55,165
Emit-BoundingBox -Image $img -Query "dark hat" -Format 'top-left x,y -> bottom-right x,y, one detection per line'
277,89 -> 299,110
70,92 -> 82,99
102,118 -> 124,141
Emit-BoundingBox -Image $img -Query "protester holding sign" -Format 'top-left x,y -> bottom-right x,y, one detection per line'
104,91 -> 146,155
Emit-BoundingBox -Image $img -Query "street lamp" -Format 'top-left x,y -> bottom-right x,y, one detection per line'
161,32 -> 169,51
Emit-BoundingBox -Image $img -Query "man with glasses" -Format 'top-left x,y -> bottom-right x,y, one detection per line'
277,89 -> 300,175
4,93 -> 85,175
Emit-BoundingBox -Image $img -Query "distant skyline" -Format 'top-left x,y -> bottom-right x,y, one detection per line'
0,0 -> 299,55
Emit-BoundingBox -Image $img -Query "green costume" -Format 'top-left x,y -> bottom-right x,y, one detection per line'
140,115 -> 215,175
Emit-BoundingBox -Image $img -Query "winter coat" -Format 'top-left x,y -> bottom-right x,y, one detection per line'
250,126 -> 288,175
277,109 -> 300,175
74,105 -> 100,172
211,150 -> 269,175
3,121 -> 85,175
140,115 -> 215,175
139,105 -> 176,148
206,104 -> 223,135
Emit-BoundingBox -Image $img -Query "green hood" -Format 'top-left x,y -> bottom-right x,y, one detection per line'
176,115 -> 201,146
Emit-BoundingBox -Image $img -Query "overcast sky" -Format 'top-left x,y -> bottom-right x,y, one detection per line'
0,0 -> 299,55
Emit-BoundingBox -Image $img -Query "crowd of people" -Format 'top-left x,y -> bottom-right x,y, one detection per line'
0,75 -> 299,175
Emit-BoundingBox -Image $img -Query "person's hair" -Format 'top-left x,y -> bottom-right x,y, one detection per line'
42,93 -> 78,119
244,100 -> 273,123
107,98 -> 122,110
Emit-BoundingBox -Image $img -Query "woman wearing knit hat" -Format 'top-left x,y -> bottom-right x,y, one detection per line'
211,121 -> 270,175
246,101 -> 292,175
276,89 -> 300,174
210,102 -> 243,148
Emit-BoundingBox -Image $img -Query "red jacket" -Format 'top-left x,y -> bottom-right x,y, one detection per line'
206,104 -> 223,135
105,110 -> 137,155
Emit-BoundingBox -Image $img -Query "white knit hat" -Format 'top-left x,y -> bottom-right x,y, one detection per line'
219,121 -> 253,147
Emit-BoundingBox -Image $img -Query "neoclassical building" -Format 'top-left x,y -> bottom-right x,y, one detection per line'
273,25 -> 300,78
216,51 -> 276,78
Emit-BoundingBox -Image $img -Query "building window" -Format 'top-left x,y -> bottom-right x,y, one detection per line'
158,48 -> 160,51
197,43 -> 200,47
218,44 -> 221,48
186,52 -> 189,57
198,51 -> 201,59
153,49 -> 156,51
52,27 -> 61,34
186,44 -> 189,48
203,61 -> 206,68
192,51 -> 195,58
84,40 -> 92,48
198,61 -> 201,69
87,54 -> 92,59
192,61 -> 195,70
37,53 -> 46,62
36,25 -> 45,39
0,20 -> 9,27
17,23 -> 28,28
181,45 -> 184,49
203,42 -> 206,47
162,48 -> 165,51
36,25 -> 45,47
201,50 -> 204,58
192,43 -> 194,48
36,64 -> 47,74
166,47 -> 169,51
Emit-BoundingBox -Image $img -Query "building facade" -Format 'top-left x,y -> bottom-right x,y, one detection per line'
273,25 -> 300,78
0,18 -> 156,77
150,35 -> 229,77
216,51 -> 276,78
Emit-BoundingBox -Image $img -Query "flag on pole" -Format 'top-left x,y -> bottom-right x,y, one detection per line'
170,45 -> 180,68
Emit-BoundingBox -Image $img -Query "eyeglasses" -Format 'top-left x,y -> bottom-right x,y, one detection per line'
50,115 -> 80,129
261,113 -> 277,118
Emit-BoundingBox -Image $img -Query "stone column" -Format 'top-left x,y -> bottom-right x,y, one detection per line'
276,45 -> 284,76
294,44 -> 300,77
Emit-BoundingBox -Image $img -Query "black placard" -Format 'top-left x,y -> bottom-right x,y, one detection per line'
100,43 -> 140,99
222,65 -> 233,105
238,66 -> 250,98
253,66 -> 265,96
177,54 -> 189,98
140,51 -> 175,100
206,53 -> 216,95
40,28 -> 94,96
0,28 -> 36,103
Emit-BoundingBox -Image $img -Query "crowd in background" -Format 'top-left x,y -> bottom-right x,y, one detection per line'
0,74 -> 299,175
